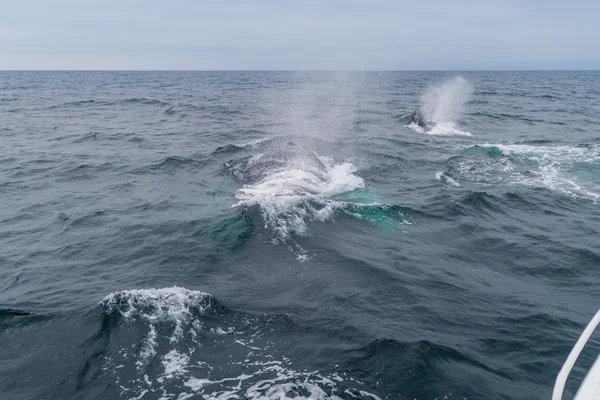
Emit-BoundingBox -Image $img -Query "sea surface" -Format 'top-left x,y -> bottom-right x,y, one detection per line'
0,71 -> 599,400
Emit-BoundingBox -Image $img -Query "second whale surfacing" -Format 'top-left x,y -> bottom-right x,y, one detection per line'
407,110 -> 431,129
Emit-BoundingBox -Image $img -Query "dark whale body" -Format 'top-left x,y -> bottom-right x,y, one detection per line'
408,111 -> 428,128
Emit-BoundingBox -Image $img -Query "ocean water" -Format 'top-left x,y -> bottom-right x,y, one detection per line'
0,71 -> 599,400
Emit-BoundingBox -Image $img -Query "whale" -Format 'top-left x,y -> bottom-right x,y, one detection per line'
408,110 -> 429,128
223,137 -> 328,184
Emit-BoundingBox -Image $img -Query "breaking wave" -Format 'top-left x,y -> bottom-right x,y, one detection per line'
408,122 -> 472,137
234,161 -> 365,241
98,287 -> 382,400
223,138 -> 411,250
448,142 -> 600,200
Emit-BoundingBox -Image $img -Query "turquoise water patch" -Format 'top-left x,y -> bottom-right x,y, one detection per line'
339,203 -> 409,232
334,188 -> 408,231
195,198 -> 253,251
332,187 -> 382,204
463,145 -> 504,157
194,212 -> 253,252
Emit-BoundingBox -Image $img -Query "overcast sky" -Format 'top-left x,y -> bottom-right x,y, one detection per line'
1,0 -> 598,70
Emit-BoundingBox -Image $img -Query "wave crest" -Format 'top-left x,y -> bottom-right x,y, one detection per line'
102,287 -> 214,322
454,142 -> 600,200
97,287 -> 382,400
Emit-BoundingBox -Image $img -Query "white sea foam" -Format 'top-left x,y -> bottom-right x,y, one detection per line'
137,325 -> 158,367
102,287 -> 214,358
486,143 -> 600,162
102,288 -> 379,400
234,161 -> 365,240
159,350 -> 190,382
459,143 -> 600,200
408,121 -> 472,136
426,122 -> 472,136
435,171 -> 461,187
211,327 -> 234,335
102,287 -> 212,322
183,361 -> 369,400
102,287 -> 381,400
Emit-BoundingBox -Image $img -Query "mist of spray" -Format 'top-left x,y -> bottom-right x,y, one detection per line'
234,73 -> 368,251
420,76 -> 473,123
265,72 -> 363,141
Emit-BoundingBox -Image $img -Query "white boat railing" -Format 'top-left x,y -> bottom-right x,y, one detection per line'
552,309 -> 600,400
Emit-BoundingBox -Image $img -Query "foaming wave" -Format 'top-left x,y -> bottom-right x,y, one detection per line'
225,138 -> 412,252
102,287 -> 213,321
408,77 -> 473,136
408,122 -> 472,137
456,143 -> 600,200
99,287 -> 381,400
183,361 -> 378,400
234,161 -> 365,241
102,287 -> 214,344
489,143 -> 600,161
435,171 -> 461,187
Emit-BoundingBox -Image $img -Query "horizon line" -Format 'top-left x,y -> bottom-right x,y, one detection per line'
1,69 -> 599,73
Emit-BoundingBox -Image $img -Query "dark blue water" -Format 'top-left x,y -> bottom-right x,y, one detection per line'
1,71 -> 599,400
